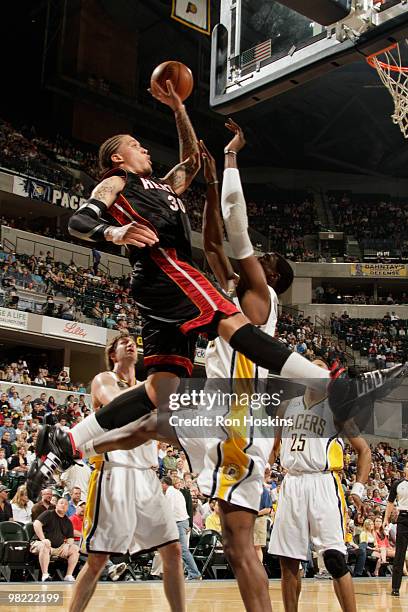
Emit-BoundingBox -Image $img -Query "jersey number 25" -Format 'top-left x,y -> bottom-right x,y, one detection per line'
290,434 -> 306,452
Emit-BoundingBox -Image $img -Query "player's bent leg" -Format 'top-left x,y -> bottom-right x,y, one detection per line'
279,557 -> 302,612
69,553 -> 108,612
159,542 -> 186,612
218,500 -> 272,612
93,413 -> 158,454
323,549 -> 356,612
27,374 -> 179,500
217,314 -> 330,381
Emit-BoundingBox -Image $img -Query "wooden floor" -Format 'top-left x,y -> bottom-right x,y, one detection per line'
0,578 -> 407,611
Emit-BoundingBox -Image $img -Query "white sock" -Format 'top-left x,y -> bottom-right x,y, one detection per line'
70,414 -> 105,449
281,352 -> 331,379
81,440 -> 97,459
42,573 -> 50,581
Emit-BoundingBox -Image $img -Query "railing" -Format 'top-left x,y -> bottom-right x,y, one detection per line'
279,304 -> 304,319
1,236 -> 16,253
315,315 -> 356,367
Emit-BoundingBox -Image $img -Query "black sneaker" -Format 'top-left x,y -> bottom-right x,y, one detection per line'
26,455 -> 62,502
329,363 -> 407,426
391,589 -> 400,597
36,425 -> 77,470
28,427 -> 78,501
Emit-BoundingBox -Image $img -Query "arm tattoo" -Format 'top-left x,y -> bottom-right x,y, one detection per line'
163,156 -> 198,192
91,177 -> 122,206
175,106 -> 199,162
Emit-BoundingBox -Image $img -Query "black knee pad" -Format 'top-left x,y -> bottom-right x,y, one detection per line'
95,383 -> 156,430
323,549 -> 349,579
229,323 -> 291,374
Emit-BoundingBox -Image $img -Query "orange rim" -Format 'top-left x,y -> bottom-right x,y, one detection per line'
366,42 -> 408,73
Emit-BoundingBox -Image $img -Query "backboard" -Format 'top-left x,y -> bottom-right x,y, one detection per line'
210,0 -> 408,113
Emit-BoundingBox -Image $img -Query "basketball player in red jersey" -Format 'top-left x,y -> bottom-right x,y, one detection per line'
28,79 -> 405,499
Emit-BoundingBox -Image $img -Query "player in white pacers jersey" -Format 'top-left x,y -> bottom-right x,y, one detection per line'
190,123 -> 293,612
69,332 -> 184,612
269,358 -> 371,612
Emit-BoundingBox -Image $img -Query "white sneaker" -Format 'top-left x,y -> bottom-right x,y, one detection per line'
41,573 -> 51,582
64,575 -> 76,582
108,562 -> 127,582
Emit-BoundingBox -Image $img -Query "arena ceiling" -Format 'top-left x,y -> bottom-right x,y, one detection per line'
6,0 -> 408,179
97,0 -> 408,178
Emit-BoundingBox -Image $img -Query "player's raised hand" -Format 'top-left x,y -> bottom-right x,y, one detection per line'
225,118 -> 246,153
149,79 -> 183,112
106,222 -> 159,248
199,140 -> 217,184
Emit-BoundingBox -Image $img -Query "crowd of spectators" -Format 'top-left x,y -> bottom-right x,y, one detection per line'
0,120 -> 77,191
330,192 -> 408,259
0,117 -> 328,262
0,353 -> 88,392
331,311 -> 408,366
1,376 -> 408,581
277,312 -> 347,366
0,250 -> 143,333
313,284 -> 408,306
1,248 -> 352,371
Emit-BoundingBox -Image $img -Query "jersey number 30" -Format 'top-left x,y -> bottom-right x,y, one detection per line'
290,434 -> 306,452
168,195 -> 186,213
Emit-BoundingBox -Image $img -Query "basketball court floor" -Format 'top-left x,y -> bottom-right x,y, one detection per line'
0,578 -> 406,611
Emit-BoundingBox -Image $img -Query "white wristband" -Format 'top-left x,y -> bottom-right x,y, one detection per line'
351,482 -> 365,500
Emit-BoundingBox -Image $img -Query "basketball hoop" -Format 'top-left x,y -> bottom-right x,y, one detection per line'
366,41 -> 408,138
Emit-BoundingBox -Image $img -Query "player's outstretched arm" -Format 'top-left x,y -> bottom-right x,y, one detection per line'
150,79 -> 201,193
221,119 -> 270,325
200,139 -> 235,292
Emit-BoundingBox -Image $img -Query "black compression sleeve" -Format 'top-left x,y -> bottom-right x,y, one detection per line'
95,383 -> 157,430
68,198 -> 111,242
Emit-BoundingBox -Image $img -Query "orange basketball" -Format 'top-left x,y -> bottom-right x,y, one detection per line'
150,61 -> 194,102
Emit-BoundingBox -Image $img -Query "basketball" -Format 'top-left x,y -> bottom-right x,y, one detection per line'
150,61 -> 194,101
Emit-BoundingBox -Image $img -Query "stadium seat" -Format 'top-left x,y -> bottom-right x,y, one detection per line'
0,522 -> 37,581
192,530 -> 228,579
23,523 -> 35,542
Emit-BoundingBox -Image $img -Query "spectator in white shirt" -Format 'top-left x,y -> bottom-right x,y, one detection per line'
60,460 -> 91,502
9,391 -> 22,412
34,373 -> 47,386
161,476 -> 201,580
158,442 -> 168,460
56,417 -> 70,433
14,420 -> 26,437
201,499 -> 216,521
0,448 -> 8,476
11,485 -> 33,524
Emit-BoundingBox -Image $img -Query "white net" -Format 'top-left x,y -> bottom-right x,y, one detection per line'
368,42 -> 408,138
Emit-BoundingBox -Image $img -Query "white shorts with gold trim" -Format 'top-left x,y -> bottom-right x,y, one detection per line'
268,471 -> 347,560
81,463 -> 179,555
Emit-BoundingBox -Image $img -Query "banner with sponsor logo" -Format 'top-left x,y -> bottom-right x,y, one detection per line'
0,307 -> 28,330
13,176 -> 87,211
42,317 -> 107,346
350,263 -> 408,277
171,0 -> 210,34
